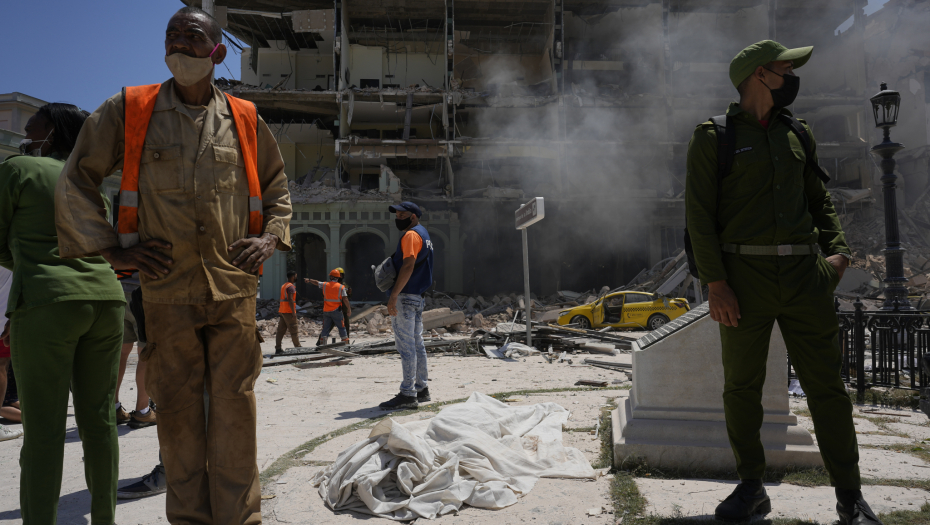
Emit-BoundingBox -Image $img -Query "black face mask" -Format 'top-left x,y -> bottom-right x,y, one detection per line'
762,67 -> 800,109
395,217 -> 413,231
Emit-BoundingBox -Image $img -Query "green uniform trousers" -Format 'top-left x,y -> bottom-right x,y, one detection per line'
10,300 -> 124,525
720,252 -> 860,489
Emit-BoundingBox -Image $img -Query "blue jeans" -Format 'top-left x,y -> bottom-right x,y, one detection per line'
320,310 -> 347,340
391,294 -> 428,397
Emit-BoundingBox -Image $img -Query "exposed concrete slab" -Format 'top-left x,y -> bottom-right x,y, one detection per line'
859,447 -> 930,480
856,433 -> 916,446
886,421 -> 930,441
422,308 -> 467,330
613,305 -> 822,471
636,479 -> 930,522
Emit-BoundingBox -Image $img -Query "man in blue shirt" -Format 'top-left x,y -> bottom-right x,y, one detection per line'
380,202 -> 434,410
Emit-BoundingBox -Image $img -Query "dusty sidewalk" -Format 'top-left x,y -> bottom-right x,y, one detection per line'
2,334 -> 929,524
0,337 -> 630,524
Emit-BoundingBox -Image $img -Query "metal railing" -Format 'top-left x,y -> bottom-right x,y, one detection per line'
837,298 -> 929,400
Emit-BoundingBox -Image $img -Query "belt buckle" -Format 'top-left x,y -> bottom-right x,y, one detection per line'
777,245 -> 792,256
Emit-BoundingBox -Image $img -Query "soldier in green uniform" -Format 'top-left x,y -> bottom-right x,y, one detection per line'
686,41 -> 882,524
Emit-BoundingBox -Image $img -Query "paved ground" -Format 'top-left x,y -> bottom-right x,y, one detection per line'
1,331 -> 928,524
636,480 -> 929,522
0,335 -> 630,524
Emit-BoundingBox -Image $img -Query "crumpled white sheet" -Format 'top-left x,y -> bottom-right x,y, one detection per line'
311,392 -> 595,520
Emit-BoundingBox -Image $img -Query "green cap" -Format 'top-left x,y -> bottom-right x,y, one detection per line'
729,40 -> 813,89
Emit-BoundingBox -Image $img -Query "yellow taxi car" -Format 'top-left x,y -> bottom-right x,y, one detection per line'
556,291 -> 690,331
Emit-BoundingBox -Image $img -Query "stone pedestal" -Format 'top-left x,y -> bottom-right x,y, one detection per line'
612,304 -> 823,471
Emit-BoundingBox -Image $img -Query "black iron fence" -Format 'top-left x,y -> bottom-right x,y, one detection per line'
837,299 -> 929,400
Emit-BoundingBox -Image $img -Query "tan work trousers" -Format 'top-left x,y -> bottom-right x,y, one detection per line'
143,296 -> 262,525
275,312 -> 301,349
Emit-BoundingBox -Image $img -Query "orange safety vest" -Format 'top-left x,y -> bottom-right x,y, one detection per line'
323,281 -> 344,312
117,84 -> 263,249
279,282 -> 296,313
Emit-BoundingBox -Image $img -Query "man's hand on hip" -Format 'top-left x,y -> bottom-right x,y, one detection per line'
230,233 -> 278,274
100,239 -> 173,280
825,254 -> 848,282
708,280 -> 741,327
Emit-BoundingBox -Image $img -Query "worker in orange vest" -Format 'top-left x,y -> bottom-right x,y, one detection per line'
305,269 -> 351,345
53,7 -> 291,524
334,267 -> 353,338
275,271 -> 301,353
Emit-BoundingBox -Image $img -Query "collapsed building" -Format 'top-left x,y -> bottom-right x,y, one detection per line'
181,0 -> 930,302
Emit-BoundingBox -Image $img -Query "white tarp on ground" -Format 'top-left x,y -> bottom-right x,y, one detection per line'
311,392 -> 596,520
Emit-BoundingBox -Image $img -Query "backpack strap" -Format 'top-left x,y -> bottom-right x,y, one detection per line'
709,115 -> 735,232
777,113 -> 831,184
709,115 -> 735,185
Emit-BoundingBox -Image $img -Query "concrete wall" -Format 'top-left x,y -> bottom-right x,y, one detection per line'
0,92 -> 48,134
382,51 -> 445,89
266,123 -> 338,181
241,45 -> 334,90
349,45 -> 383,87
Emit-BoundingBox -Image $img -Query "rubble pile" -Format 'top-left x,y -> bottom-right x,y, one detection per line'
841,208 -> 930,301
256,317 -> 322,341
287,179 -> 394,205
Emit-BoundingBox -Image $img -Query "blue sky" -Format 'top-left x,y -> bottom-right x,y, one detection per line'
0,0 -> 242,113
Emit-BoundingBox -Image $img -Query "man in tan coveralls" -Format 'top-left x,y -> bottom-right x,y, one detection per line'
54,7 -> 291,524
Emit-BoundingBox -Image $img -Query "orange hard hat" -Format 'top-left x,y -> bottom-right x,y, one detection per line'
329,269 -> 341,278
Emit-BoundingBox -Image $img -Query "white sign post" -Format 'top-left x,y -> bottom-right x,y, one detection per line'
515,197 -> 545,347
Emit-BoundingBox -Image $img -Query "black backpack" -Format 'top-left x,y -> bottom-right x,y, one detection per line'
683,113 -> 831,279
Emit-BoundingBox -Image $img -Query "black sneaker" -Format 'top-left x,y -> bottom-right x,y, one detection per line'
417,388 -> 431,402
116,464 -> 167,500
274,346 -> 284,355
379,393 -> 418,411
714,480 -> 771,521
837,488 -> 884,525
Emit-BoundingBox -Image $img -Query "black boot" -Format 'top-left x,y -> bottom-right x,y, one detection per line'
714,480 -> 771,521
417,387 -> 431,402
837,488 -> 884,525
274,346 -> 284,355
379,392 -> 418,411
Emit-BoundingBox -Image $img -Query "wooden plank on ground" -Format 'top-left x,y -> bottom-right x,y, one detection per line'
262,354 -> 329,367
350,304 -> 383,323
318,347 -> 360,358
576,379 -> 609,387
294,358 -> 352,369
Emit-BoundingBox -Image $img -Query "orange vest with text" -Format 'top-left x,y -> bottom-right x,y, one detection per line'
323,281 -> 344,312
117,84 -> 263,250
279,282 -> 296,314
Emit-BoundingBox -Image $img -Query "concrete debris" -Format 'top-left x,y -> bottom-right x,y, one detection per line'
286,178 -> 394,204
841,210 -> 930,307
422,308 -> 467,331
581,342 -> 619,356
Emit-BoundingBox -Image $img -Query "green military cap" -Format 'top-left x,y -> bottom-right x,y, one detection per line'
729,40 -> 813,88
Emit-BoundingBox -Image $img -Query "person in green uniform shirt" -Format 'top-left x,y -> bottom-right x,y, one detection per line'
686,41 -> 881,524
0,104 -> 126,524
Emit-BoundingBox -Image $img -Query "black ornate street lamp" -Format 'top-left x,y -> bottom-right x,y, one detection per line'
869,82 -> 913,311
